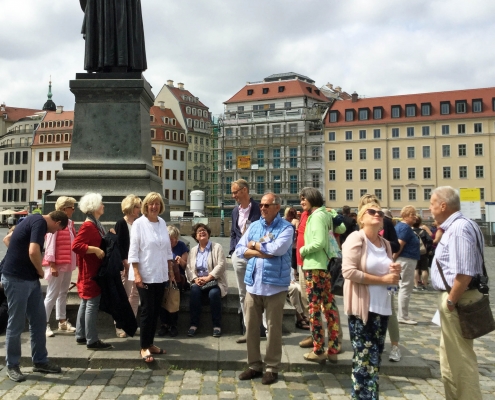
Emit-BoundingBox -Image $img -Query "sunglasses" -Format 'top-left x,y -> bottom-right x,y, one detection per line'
365,209 -> 384,218
260,203 -> 276,209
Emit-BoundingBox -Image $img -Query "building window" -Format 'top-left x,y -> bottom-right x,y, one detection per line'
440,102 -> 450,115
273,176 -> 281,194
407,147 -> 415,158
55,151 -> 60,161
47,152 -> 52,162
392,168 -> 400,180
423,167 -> 431,179
38,171 -> 43,181
289,148 -> 297,167
256,126 -> 265,136
373,107 -> 383,120
408,167 -> 416,179
288,124 -> 298,134
328,131 -> 336,141
480,188 -> 485,200
406,127 -> 414,137
474,123 -> 482,133
187,170 -> 191,180
360,169 -> 367,180
391,105 -> 401,118
476,166 -> 484,178
392,128 -> 399,138
345,109 -> 354,121
422,126 -> 430,136
374,168 -> 381,180
424,188 -> 432,200
346,169 -> 353,181
373,129 -> 380,139
180,151 -> 185,161
421,103 -> 431,116
459,166 -> 467,178
47,171 -> 52,181
172,170 -> 177,180
64,151 -> 69,160
392,147 -> 400,159
359,130 -> 366,140
311,146 -> 320,161
22,151 -> 28,164
458,124 -> 466,134
423,146 -> 431,158
359,149 -> 366,160
393,189 -> 401,201
226,151 -> 233,169
345,131 -> 352,140
328,189 -> 336,201
359,189 -> 366,198
312,174 -> 320,189
165,149 -> 170,159
38,190 -> 42,200
455,100 -> 467,114
441,125 -> 450,135
358,109 -> 369,120
472,99 -> 482,113
442,145 -> 450,157
328,150 -> 336,161
165,169 -> 170,180
405,104 -> 416,117
273,149 -> 281,168
188,152 -> 192,161
39,152 -> 44,162
345,149 -> 353,161
373,148 -> 381,160
409,188 -> 416,201
346,189 -> 353,201
289,175 -> 298,194
458,144 -> 466,156
443,166 -> 451,179
329,170 -> 336,181
329,111 -> 338,123
474,143 -> 483,156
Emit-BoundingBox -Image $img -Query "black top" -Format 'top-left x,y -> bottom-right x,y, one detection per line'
114,218 -> 130,261
2,215 -> 47,280
340,215 -> 358,245
383,217 -> 400,254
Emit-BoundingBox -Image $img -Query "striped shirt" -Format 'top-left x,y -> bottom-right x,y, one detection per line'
431,211 -> 484,291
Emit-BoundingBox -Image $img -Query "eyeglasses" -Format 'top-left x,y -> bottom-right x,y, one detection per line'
231,188 -> 245,195
365,209 -> 384,218
260,203 -> 276,209
197,229 -> 208,234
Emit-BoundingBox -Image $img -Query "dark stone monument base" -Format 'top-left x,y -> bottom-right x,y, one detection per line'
45,75 -> 163,223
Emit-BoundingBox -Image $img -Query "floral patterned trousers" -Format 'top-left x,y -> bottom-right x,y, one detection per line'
348,312 -> 389,400
304,269 -> 340,355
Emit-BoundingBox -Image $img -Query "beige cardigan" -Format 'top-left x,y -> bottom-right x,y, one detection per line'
185,241 -> 228,298
341,230 -> 392,324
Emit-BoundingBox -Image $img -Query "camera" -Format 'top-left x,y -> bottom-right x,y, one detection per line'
469,274 -> 489,295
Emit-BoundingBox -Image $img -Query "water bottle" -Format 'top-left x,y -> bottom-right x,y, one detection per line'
387,285 -> 398,296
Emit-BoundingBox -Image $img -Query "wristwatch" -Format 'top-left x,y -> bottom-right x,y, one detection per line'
446,298 -> 455,307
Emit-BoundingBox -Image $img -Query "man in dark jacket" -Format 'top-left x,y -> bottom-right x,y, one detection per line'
230,179 -> 261,343
340,205 -> 358,245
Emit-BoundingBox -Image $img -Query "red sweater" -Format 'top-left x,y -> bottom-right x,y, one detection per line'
72,221 -> 102,299
296,211 -> 309,267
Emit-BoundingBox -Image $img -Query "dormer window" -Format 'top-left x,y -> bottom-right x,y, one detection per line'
278,86 -> 285,92
247,89 -> 253,95
150,115 -> 154,122
306,87 -> 313,93
315,89 -> 320,95
262,88 -> 269,94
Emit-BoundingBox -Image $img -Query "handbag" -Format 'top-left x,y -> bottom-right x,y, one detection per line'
436,227 -> 495,339
161,282 -> 180,313
191,279 -> 218,291
328,257 -> 344,296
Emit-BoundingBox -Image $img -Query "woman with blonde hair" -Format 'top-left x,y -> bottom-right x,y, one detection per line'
342,203 -> 400,399
128,192 -> 175,363
43,196 -> 78,338
114,194 -> 142,338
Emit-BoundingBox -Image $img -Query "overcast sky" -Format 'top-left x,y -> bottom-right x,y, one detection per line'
1,0 -> 495,116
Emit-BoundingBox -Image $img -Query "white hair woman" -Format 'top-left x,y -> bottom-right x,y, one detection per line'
72,192 -> 112,350
43,196 -> 78,338
114,194 -> 142,338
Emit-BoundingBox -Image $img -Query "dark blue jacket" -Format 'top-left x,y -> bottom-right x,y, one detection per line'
229,198 -> 261,255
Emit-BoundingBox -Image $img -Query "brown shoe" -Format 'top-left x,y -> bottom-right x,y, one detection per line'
261,371 -> 278,385
304,351 -> 327,364
327,353 -> 338,364
299,335 -> 313,348
236,335 -> 247,344
239,368 -> 262,381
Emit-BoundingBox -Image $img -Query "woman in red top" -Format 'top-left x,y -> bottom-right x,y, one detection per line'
72,192 -> 111,350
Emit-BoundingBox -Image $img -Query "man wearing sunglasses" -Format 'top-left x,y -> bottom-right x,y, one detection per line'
235,193 -> 293,385
229,179 -> 261,343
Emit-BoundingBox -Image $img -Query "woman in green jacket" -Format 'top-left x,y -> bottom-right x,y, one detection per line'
298,187 -> 342,364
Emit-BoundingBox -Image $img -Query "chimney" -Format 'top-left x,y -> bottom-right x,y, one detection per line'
351,92 -> 358,103
335,86 -> 342,93
158,101 -> 165,109
0,102 -> 5,111
167,80 -> 174,87
56,105 -> 64,113
177,82 -> 184,90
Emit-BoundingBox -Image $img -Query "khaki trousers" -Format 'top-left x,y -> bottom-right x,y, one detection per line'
245,290 -> 286,373
438,290 -> 482,400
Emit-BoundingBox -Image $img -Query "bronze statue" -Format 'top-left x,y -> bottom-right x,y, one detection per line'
80,0 -> 147,73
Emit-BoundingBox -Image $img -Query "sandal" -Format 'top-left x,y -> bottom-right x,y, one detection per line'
296,320 -> 310,330
141,349 -> 154,363
149,344 -> 165,355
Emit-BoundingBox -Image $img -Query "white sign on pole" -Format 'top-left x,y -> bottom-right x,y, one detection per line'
459,188 -> 481,220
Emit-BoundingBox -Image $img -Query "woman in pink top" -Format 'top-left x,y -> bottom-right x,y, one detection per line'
43,196 -> 78,337
342,203 -> 400,399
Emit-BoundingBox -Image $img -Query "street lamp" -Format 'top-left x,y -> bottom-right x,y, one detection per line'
218,117 -> 225,237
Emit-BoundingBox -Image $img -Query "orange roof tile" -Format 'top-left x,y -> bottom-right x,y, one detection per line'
1,106 -> 42,122
225,79 -> 330,104
150,106 -> 184,130
167,86 -> 208,108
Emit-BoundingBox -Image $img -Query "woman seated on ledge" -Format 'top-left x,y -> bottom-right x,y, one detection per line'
185,223 -> 228,338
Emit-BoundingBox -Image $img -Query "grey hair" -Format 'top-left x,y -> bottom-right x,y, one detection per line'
78,192 -> 103,214
232,179 -> 249,191
262,192 -> 281,205
167,225 -> 181,239
431,186 -> 460,211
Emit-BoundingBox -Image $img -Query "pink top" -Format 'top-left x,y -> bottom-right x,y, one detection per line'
237,202 -> 252,235
43,219 -> 77,273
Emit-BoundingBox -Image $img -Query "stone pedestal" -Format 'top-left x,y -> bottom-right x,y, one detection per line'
45,73 -> 164,223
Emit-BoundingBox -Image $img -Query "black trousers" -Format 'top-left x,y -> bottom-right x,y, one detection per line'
137,282 -> 165,349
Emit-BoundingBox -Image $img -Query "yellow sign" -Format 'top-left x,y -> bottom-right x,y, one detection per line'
460,188 -> 480,202
237,156 -> 251,169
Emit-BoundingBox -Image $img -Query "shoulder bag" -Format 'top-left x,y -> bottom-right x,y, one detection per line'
162,282 -> 180,313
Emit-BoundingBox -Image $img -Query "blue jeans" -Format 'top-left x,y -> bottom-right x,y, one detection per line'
189,284 -> 221,328
1,274 -> 49,367
76,294 -> 101,345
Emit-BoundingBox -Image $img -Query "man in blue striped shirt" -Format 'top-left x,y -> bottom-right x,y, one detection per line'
430,186 -> 483,400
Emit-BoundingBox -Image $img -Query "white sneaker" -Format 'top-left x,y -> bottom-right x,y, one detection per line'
46,324 -> 55,337
398,318 -> 418,325
58,320 -> 76,333
389,345 -> 401,362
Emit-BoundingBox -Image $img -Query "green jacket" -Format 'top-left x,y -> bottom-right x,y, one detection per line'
300,206 -> 333,271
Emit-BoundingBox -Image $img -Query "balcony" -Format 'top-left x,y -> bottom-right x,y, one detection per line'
223,107 -> 322,125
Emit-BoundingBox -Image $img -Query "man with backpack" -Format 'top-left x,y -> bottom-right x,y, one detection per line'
413,216 -> 433,291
